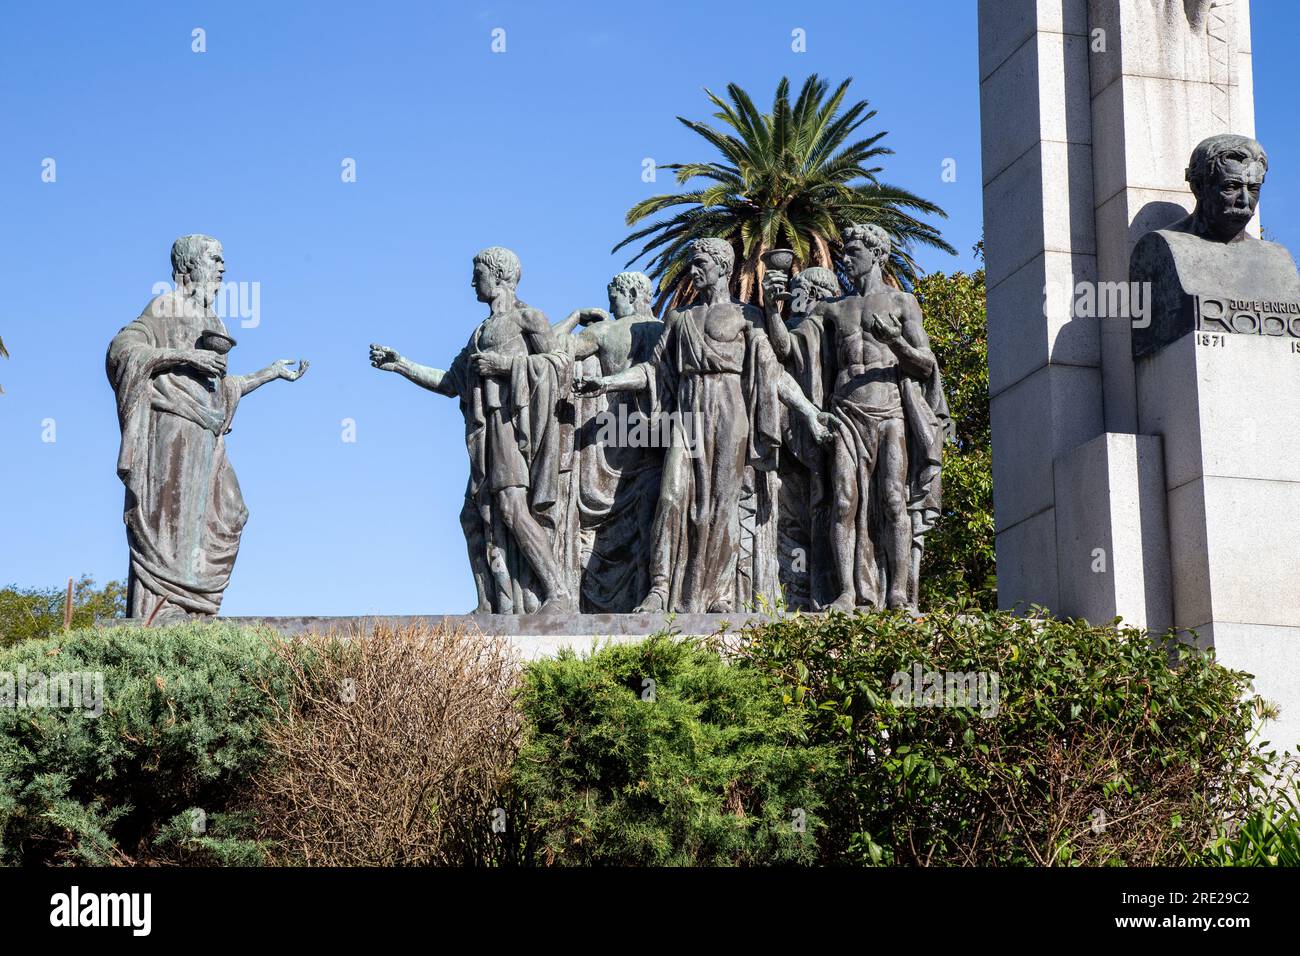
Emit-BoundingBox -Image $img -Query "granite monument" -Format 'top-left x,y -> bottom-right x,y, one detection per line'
1131,133 -> 1300,357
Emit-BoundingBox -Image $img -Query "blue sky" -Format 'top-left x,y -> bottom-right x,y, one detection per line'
2,1 -> 1298,614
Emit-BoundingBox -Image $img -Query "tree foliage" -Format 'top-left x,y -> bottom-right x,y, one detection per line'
615,75 -> 954,311
728,606 -> 1277,866
0,575 -> 126,648
916,260 -> 994,609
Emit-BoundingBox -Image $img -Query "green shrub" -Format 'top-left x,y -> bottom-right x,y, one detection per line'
0,622 -> 290,865
1200,775 -> 1300,866
511,635 -> 831,866
5,611 -> 1277,869
726,605 -> 1274,866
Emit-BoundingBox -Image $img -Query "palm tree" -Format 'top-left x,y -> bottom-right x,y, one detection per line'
614,75 -> 955,312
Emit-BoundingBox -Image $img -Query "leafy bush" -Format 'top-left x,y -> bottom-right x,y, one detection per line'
916,266 -> 994,610
247,622 -> 522,866
511,635 -> 831,866
0,622 -> 289,865
725,606 -> 1274,866
5,611 -> 1279,869
1200,773 -> 1300,866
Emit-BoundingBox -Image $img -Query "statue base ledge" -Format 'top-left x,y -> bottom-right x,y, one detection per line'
109,611 -> 847,660
226,612 -> 804,658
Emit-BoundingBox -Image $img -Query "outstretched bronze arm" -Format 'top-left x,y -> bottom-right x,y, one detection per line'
369,343 -> 455,395
234,359 -> 309,397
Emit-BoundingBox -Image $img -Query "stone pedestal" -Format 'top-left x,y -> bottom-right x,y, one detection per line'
980,0 -> 1300,750
1087,0 -> 1256,430
981,0 -> 1256,621
1136,331 -> 1300,750
1053,432 -> 1171,632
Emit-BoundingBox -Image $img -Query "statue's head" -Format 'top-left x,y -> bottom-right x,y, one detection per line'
171,234 -> 224,309
686,238 -> 734,292
841,223 -> 890,282
1186,134 -> 1267,240
789,266 -> 841,315
607,271 -> 653,319
472,246 -> 521,303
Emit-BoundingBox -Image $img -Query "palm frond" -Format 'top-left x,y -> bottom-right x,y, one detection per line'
615,75 -> 952,302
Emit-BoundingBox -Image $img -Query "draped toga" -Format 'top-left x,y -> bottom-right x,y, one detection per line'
436,307 -> 573,613
106,293 -> 246,621
637,303 -> 786,613
774,314 -> 838,608
571,319 -> 664,612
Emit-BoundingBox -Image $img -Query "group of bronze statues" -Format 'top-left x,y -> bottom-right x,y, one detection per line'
108,223 -> 949,620
369,223 -> 949,615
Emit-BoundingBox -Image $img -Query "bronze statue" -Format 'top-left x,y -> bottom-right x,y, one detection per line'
766,225 -> 947,610
577,238 -> 836,613
763,265 -> 844,608
1132,133 -> 1300,356
361,231 -> 948,617
369,247 -> 576,614
107,235 -> 308,622
552,272 -> 664,612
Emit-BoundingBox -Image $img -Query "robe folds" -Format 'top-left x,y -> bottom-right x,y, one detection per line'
571,319 -> 664,612
774,315 -> 838,608
637,305 -> 786,613
780,310 -> 949,606
902,363 -> 948,549
440,313 -> 573,614
107,293 -> 246,621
